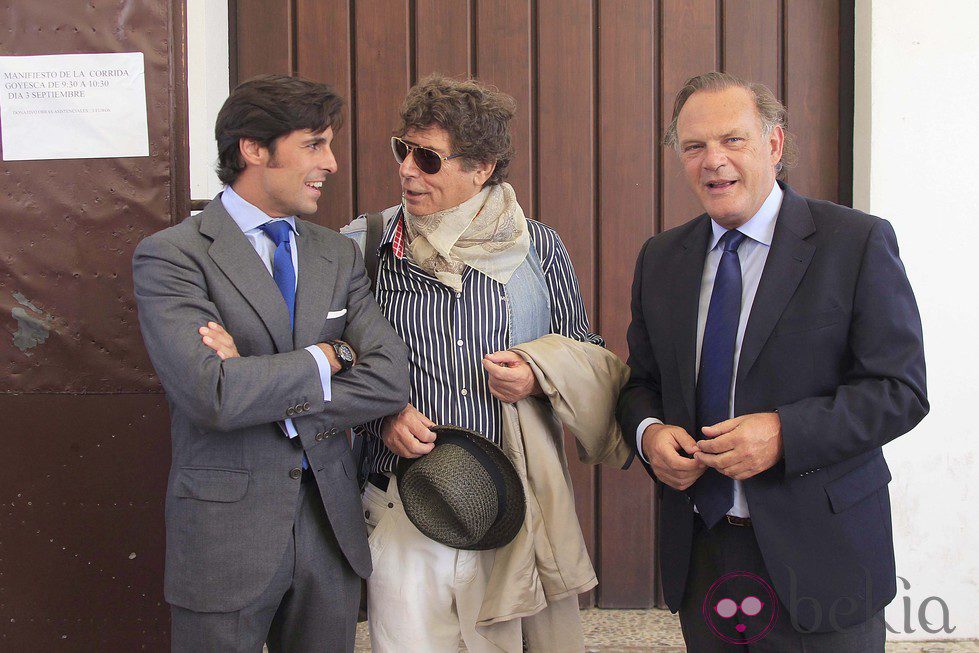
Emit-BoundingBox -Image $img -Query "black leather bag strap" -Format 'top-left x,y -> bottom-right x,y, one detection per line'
354,211 -> 387,493
364,211 -> 384,290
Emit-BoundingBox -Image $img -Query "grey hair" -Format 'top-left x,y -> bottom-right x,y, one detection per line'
663,71 -> 797,178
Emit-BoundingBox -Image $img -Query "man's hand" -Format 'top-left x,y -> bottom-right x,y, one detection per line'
695,412 -> 783,480
481,350 -> 543,404
315,341 -> 357,375
642,423 -> 707,491
381,403 -> 437,458
200,323 -> 356,375
199,322 -> 239,360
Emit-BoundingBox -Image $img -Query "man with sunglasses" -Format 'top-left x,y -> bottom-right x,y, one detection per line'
343,74 -> 603,652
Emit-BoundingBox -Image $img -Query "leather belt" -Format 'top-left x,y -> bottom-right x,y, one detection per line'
368,472 -> 390,492
724,515 -> 752,527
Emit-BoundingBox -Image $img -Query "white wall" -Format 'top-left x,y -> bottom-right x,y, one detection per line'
186,0 -> 229,202
855,0 -> 979,640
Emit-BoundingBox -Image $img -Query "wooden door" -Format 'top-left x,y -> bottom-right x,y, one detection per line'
231,0 -> 852,609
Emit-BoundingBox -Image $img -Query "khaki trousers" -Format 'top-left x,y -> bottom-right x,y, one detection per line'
362,477 -> 522,653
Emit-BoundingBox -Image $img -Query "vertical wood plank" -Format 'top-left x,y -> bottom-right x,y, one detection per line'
354,0 -> 411,214
723,0 -> 781,96
296,0 -> 354,230
838,0 -> 855,207
786,1 -> 840,201
596,0 -> 658,608
661,0 -> 719,230
235,0 -> 292,79
415,0 -> 472,79
476,0 -> 535,211
537,0 -> 597,605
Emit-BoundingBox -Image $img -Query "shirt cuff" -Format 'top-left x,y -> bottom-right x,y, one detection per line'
304,344 -> 333,401
636,417 -> 664,464
283,418 -> 299,439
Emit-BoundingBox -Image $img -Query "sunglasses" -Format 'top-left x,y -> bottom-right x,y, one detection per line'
391,136 -> 464,175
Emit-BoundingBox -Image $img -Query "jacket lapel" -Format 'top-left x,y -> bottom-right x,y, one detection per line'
199,197 -> 294,353
736,184 -> 816,388
671,216 -> 712,422
293,221 -> 338,349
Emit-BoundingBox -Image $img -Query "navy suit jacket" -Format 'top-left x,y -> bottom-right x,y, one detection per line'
617,182 -> 928,632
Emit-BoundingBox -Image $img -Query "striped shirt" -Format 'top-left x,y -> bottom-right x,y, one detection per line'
357,210 -> 603,474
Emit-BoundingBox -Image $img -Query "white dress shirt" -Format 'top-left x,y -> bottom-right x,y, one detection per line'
221,186 -> 332,438
637,182 -> 783,517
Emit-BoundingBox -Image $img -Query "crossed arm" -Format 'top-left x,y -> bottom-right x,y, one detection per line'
134,234 -> 409,434
200,321 -> 349,372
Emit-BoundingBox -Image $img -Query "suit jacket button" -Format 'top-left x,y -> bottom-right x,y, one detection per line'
329,428 -> 339,437
286,407 -> 296,417
289,467 -> 302,479
315,432 -> 325,441
302,402 -> 311,411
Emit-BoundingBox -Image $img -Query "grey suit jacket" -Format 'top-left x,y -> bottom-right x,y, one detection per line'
133,195 -> 409,613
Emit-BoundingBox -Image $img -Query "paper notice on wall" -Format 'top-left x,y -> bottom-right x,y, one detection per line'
0,52 -> 149,161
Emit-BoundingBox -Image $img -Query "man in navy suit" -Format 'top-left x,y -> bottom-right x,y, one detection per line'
617,72 -> 928,651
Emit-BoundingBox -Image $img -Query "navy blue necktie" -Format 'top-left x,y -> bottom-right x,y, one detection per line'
258,220 -> 296,329
692,229 -> 747,528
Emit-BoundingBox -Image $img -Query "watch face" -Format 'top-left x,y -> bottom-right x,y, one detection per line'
337,343 -> 353,362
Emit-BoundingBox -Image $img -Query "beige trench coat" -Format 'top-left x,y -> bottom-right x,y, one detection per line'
476,334 -> 632,648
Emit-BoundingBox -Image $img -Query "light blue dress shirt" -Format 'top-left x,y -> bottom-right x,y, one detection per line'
221,186 -> 332,438
637,182 -> 783,517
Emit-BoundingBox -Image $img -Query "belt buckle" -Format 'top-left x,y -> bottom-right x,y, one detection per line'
724,515 -> 752,527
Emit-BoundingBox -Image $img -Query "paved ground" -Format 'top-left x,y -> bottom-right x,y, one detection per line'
352,608 -> 978,652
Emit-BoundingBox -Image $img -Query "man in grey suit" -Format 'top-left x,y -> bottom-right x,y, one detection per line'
133,74 -> 409,652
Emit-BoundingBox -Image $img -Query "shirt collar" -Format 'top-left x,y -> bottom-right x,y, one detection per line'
708,182 -> 783,250
221,185 -> 297,235
379,207 -> 404,247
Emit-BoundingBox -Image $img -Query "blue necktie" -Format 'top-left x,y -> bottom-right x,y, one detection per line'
259,220 -> 306,469
692,229 -> 747,528
258,220 -> 296,329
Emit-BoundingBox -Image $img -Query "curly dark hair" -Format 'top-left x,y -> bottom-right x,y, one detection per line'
215,74 -> 344,185
396,74 -> 516,186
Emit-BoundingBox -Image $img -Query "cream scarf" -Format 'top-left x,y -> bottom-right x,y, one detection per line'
403,182 -> 531,292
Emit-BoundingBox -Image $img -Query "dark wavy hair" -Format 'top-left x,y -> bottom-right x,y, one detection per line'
214,74 -> 344,185
396,74 -> 516,186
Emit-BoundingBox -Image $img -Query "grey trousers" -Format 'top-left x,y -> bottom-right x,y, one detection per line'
170,471 -> 361,652
678,519 -> 885,652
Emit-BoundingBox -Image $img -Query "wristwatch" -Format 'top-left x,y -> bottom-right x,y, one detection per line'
330,340 -> 354,373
